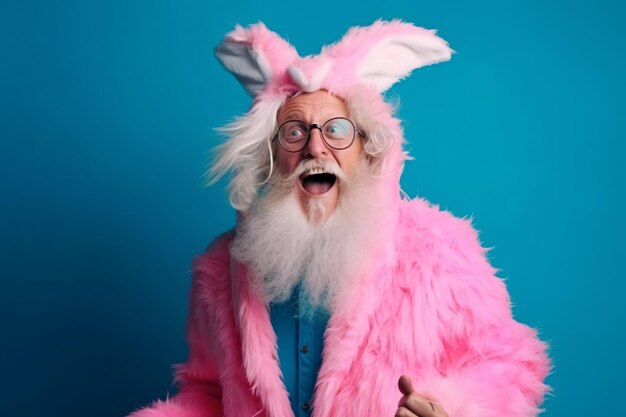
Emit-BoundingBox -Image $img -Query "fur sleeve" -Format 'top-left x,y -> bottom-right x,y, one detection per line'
127,234 -> 233,417
416,319 -> 550,417
405,199 -> 551,417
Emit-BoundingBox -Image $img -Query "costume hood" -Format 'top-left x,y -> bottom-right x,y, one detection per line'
211,20 -> 454,211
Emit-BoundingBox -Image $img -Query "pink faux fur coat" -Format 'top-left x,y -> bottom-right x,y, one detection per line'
129,197 -> 550,417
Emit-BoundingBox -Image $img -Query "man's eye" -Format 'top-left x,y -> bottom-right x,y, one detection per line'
325,120 -> 350,137
281,126 -> 306,143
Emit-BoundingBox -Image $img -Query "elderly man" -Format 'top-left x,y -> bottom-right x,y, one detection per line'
129,20 -> 550,417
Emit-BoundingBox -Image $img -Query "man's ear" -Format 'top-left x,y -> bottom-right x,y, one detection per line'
321,19 -> 455,93
214,23 -> 300,97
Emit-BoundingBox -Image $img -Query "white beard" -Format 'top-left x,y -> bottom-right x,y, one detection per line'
230,158 -> 384,316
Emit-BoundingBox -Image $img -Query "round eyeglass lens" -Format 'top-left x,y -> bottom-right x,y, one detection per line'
323,118 -> 354,148
279,121 -> 308,150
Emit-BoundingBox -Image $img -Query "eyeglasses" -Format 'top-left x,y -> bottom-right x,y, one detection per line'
275,117 -> 360,153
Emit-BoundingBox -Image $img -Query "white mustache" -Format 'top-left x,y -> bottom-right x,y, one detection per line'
289,159 -> 347,182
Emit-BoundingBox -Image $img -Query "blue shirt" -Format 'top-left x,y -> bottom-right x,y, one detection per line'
269,287 -> 329,417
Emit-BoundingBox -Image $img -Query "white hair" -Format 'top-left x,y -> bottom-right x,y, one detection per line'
207,90 -> 401,212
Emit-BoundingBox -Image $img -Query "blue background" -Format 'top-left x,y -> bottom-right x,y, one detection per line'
1,1 -> 624,416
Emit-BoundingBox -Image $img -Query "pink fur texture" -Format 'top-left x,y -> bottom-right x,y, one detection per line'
128,198 -> 550,417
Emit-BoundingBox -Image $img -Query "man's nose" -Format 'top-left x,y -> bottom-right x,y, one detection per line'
304,127 -> 329,158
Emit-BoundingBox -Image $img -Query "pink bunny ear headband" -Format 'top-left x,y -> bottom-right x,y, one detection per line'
210,20 -> 454,212
215,19 -> 453,99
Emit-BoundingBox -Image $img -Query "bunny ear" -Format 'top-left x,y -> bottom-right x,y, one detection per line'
214,23 -> 300,97
323,20 -> 454,93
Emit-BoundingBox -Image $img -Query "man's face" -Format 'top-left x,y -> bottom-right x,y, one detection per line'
274,90 -> 363,220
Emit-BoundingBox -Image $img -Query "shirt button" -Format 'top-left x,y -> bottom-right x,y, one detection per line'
300,345 -> 309,353
301,402 -> 310,411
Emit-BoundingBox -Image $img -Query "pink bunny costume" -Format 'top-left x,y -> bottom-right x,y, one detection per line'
129,20 -> 550,417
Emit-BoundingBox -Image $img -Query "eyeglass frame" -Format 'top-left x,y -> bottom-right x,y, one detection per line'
273,117 -> 365,153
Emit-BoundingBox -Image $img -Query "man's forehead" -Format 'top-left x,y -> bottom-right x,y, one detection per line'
277,90 -> 348,121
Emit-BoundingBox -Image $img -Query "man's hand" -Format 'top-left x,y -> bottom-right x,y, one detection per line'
396,375 -> 448,417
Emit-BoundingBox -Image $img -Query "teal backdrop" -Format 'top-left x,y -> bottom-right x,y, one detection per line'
1,1 -> 624,416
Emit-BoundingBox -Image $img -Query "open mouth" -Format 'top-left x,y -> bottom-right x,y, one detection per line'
300,169 -> 337,195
